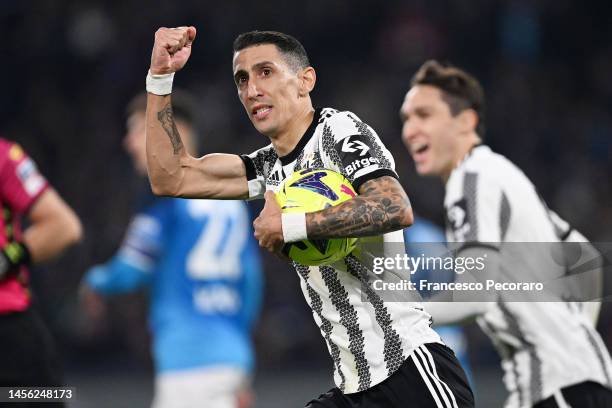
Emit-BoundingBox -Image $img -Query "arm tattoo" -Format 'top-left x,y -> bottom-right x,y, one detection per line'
157,102 -> 183,155
306,176 -> 412,239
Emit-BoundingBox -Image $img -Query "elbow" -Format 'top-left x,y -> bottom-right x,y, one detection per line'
147,170 -> 182,197
149,180 -> 179,197
65,211 -> 83,246
150,181 -> 170,197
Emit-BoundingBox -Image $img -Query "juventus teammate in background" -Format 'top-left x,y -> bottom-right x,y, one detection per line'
145,27 -> 474,407
400,60 -> 612,407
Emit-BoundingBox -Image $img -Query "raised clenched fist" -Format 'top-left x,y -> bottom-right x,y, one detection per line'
150,26 -> 197,75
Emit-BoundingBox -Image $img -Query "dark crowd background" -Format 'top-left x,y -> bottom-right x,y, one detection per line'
1,0 -> 611,406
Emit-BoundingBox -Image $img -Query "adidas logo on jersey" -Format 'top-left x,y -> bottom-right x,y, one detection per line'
269,169 -> 283,184
345,157 -> 379,176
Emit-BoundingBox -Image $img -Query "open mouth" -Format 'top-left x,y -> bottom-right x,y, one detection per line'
412,143 -> 430,156
252,105 -> 273,120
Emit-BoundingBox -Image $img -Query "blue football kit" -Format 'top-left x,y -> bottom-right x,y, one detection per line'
85,191 -> 263,374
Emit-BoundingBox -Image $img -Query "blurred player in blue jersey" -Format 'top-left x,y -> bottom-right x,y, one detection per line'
80,91 -> 263,408
403,217 -> 473,386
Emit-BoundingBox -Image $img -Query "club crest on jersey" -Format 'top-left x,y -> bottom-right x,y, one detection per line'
290,171 -> 339,201
446,198 -> 471,240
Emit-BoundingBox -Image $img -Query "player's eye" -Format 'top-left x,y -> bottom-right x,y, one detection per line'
416,110 -> 430,119
236,76 -> 247,86
262,68 -> 272,76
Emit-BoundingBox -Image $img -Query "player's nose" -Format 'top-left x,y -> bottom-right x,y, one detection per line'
401,121 -> 419,145
246,80 -> 262,100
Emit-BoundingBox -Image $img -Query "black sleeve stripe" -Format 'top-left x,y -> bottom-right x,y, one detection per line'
560,227 -> 574,241
239,154 -> 257,181
499,192 -> 511,241
462,172 -> 479,242
353,169 -> 398,192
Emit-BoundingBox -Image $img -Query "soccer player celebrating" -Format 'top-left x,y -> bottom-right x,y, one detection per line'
81,91 -> 263,408
399,60 -> 612,407
0,139 -> 82,406
145,27 -> 474,407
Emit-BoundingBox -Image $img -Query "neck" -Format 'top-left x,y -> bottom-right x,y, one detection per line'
269,105 -> 315,157
441,134 -> 481,182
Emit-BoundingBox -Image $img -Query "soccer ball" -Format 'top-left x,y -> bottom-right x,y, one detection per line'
276,168 -> 358,266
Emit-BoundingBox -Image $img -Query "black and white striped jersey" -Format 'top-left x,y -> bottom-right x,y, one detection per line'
444,145 -> 612,407
240,107 -> 440,394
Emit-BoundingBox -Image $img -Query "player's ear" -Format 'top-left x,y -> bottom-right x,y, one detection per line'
458,109 -> 478,134
298,67 -> 316,96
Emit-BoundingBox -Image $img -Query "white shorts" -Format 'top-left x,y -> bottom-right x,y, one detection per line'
152,365 -> 248,408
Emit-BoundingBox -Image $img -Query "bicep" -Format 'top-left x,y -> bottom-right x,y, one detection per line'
174,153 -> 249,199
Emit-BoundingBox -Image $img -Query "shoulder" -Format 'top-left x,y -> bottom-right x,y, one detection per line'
247,143 -> 275,158
317,108 -> 372,141
0,139 -> 28,169
0,138 -> 15,154
448,146 -> 506,189
247,143 -> 277,170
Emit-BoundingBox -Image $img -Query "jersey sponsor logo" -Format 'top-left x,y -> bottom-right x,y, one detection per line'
16,158 -> 45,196
345,156 -> 379,176
290,171 -> 339,201
446,198 -> 471,240
336,135 -> 380,177
193,285 -> 240,314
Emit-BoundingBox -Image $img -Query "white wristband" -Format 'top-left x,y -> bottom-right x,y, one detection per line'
146,70 -> 175,95
282,212 -> 307,243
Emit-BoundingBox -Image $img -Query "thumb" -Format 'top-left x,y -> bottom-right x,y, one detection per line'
264,190 -> 276,205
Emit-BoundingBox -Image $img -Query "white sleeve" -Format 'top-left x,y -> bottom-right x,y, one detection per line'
445,171 -> 509,247
319,110 -> 399,191
565,229 -> 603,324
424,245 -> 500,325
426,302 -> 493,326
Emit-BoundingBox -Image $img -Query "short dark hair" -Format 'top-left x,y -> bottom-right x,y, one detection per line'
233,30 -> 310,72
127,90 -> 198,126
411,60 -> 486,138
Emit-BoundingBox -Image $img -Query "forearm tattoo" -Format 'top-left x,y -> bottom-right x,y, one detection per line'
306,176 -> 412,239
157,102 -> 183,155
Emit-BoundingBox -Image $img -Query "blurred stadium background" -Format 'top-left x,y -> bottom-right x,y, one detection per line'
1,0 -> 610,406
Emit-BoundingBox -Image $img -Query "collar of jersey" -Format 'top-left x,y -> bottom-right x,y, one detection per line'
459,143 -> 487,166
278,107 -> 322,165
